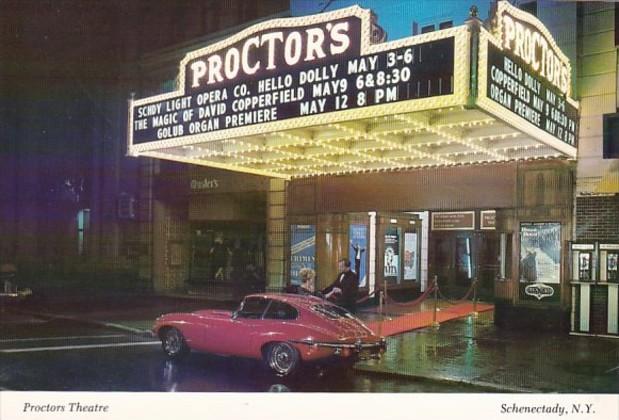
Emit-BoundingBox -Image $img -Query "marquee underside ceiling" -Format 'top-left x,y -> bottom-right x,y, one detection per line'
141,106 -> 569,179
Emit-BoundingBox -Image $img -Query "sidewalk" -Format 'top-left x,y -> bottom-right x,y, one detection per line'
5,292 -> 619,393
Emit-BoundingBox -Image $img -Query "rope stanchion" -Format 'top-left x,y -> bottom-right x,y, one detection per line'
472,278 -> 478,317
431,275 -> 439,328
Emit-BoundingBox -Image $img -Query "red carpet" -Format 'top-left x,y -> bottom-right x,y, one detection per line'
367,302 -> 493,337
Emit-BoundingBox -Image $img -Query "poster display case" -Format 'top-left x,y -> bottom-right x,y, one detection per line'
570,242 -> 619,336
570,242 -> 596,282
599,244 -> 619,284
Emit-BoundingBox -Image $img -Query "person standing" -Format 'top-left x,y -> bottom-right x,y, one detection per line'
323,259 -> 359,313
209,233 -> 230,282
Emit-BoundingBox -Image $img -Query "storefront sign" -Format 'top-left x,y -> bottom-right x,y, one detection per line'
519,222 -> 561,303
130,6 -> 456,146
290,225 -> 316,284
431,211 -> 475,231
190,178 -> 219,190
572,243 -> 595,251
384,227 -> 399,279
480,210 -> 496,230
403,232 -> 418,281
349,224 -> 367,287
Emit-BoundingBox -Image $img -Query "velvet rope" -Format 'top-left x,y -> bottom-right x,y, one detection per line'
383,283 -> 436,307
436,279 -> 478,305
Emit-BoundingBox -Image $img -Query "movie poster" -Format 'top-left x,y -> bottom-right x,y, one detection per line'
290,225 -> 316,285
519,223 -> 561,302
403,232 -> 418,281
384,227 -> 399,280
349,224 -> 368,287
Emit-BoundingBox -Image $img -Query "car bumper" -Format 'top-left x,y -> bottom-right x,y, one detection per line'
294,338 -> 387,360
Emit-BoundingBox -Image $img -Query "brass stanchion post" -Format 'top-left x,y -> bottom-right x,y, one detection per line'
472,278 -> 478,317
432,275 -> 440,328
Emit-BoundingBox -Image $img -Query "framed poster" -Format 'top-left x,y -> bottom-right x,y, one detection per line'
384,227 -> 400,280
349,224 -> 368,288
290,225 -> 316,285
578,252 -> 592,281
403,232 -> 418,281
519,223 -> 561,302
608,252 -> 619,283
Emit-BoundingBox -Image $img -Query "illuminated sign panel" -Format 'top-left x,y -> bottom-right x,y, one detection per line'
487,43 -> 578,146
478,1 -> 579,155
130,7 -> 455,146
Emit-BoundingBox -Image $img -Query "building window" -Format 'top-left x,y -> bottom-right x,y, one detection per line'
603,113 -> 619,158
421,24 -> 435,34
77,209 -> 90,256
520,1 -> 537,17
439,21 -> 453,30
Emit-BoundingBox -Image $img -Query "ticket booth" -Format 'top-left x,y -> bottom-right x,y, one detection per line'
571,242 -> 619,337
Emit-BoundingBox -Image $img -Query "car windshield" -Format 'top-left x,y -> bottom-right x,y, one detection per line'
311,303 -> 354,320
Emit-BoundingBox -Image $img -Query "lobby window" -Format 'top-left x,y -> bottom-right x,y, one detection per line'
77,209 -> 90,256
603,113 -> 619,158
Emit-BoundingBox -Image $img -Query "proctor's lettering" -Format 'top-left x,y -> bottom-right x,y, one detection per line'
188,21 -> 352,89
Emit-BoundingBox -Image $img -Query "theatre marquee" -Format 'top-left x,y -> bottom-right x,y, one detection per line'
128,2 -> 578,179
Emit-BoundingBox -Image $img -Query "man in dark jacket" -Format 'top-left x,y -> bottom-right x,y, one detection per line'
323,259 -> 359,313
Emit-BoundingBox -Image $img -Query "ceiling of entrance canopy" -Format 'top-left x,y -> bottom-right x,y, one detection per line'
141,106 -> 567,179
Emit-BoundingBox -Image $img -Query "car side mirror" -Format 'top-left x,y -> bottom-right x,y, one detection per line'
231,310 -> 239,319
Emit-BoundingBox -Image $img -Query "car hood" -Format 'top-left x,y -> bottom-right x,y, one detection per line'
192,309 -> 233,319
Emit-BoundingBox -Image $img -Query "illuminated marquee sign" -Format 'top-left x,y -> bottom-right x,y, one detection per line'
479,1 -> 579,153
130,7 -> 455,146
495,1 -> 570,95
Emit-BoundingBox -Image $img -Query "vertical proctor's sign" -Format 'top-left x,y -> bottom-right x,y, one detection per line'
129,6 -> 459,148
480,1 -> 579,152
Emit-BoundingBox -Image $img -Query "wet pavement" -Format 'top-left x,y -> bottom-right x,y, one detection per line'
2,293 -> 619,393
356,311 -> 619,393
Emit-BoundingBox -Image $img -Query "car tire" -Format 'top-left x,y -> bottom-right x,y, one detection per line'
160,327 -> 189,360
265,342 -> 299,376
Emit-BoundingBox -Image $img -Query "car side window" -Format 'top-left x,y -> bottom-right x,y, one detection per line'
264,300 -> 298,320
237,297 -> 269,319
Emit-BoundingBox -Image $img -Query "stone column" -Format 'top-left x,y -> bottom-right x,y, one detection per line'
266,179 -> 287,291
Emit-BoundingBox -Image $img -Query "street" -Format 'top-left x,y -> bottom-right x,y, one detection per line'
0,315 -> 481,392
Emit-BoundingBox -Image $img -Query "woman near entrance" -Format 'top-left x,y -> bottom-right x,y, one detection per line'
286,268 -> 324,298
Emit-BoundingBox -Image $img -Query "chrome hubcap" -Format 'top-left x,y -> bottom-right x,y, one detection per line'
164,330 -> 182,355
269,343 -> 295,374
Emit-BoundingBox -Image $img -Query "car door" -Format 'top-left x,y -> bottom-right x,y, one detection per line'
219,296 -> 270,357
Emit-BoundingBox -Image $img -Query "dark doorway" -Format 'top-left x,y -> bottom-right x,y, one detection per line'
430,232 -> 498,300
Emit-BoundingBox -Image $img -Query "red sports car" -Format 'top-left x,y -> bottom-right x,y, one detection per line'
152,293 -> 386,376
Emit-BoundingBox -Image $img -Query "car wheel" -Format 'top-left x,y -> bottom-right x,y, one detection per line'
265,342 -> 299,376
161,327 -> 189,360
